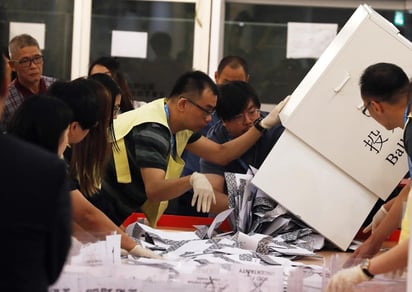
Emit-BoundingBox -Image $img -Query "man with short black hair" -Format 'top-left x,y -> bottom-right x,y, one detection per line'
200,81 -> 285,214
100,70 -> 287,227
175,56 -> 251,216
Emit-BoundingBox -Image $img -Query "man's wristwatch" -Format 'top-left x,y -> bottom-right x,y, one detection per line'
360,259 -> 374,279
254,117 -> 267,134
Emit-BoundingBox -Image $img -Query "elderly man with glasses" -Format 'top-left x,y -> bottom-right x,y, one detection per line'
95,70 -> 288,228
0,34 -> 56,132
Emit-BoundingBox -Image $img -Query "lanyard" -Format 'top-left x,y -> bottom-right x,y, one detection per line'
164,103 -> 177,159
404,103 -> 412,177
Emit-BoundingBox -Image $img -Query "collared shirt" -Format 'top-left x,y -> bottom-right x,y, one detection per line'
0,75 -> 56,132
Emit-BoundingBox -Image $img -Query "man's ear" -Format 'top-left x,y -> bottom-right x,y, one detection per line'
370,100 -> 383,114
68,121 -> 80,135
176,97 -> 187,112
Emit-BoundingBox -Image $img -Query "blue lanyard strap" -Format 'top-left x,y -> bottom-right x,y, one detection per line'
404,103 -> 412,177
404,103 -> 410,124
164,103 -> 177,159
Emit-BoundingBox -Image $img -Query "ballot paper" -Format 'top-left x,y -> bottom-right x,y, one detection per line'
52,261 -> 285,291
52,219 -> 328,291
224,170 -> 325,254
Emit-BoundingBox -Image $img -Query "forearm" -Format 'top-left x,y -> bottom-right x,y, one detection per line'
72,190 -> 137,250
204,173 -> 228,215
72,221 -> 96,243
209,189 -> 229,215
370,186 -> 407,245
141,168 -> 193,201
369,239 -> 408,275
196,128 -> 262,166
73,220 -> 138,251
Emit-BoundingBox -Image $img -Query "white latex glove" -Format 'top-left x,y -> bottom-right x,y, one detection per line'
190,172 -> 216,213
363,205 -> 388,233
120,248 -> 129,257
260,95 -> 290,129
326,265 -> 371,292
128,244 -> 163,259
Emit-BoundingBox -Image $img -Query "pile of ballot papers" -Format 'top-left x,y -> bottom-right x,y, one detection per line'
225,169 -> 325,254
122,168 -> 326,264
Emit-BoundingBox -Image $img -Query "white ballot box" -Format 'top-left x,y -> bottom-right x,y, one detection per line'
252,4 -> 411,250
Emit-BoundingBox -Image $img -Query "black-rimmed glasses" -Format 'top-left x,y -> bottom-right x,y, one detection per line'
11,55 -> 44,68
231,107 -> 260,122
181,96 -> 215,116
361,101 -> 371,117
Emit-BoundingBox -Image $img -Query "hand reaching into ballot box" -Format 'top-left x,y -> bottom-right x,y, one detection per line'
259,95 -> 290,129
190,172 -> 216,213
363,205 -> 388,234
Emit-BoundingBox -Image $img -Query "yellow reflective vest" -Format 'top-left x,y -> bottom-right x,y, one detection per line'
112,98 -> 193,227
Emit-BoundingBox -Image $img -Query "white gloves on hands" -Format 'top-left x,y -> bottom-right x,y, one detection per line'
363,205 -> 388,233
326,265 -> 370,292
128,244 -> 162,259
190,172 -> 216,213
260,95 -> 290,129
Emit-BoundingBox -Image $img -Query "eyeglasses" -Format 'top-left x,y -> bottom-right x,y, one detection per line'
11,55 -> 44,68
361,101 -> 371,117
231,107 -> 260,122
181,96 -> 215,116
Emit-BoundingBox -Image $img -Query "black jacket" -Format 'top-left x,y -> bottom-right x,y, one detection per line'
0,134 -> 71,292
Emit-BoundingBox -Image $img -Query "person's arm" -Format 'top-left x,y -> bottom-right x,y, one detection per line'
326,239 -> 408,292
72,221 -> 97,243
204,173 -> 229,215
185,96 -> 289,166
349,184 -> 408,262
140,167 -> 192,201
368,238 -> 408,275
363,196 -> 399,234
382,197 -> 396,213
186,129 -> 261,166
71,189 -> 159,258
125,123 -> 213,214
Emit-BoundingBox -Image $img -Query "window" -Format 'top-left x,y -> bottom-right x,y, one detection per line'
223,3 -> 404,104
1,1 -> 74,80
91,1 -> 195,102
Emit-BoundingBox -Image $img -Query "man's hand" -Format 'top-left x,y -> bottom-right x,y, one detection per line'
326,265 -> 370,292
190,172 -> 216,213
363,205 -> 388,234
260,95 -> 290,129
345,236 -> 381,267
